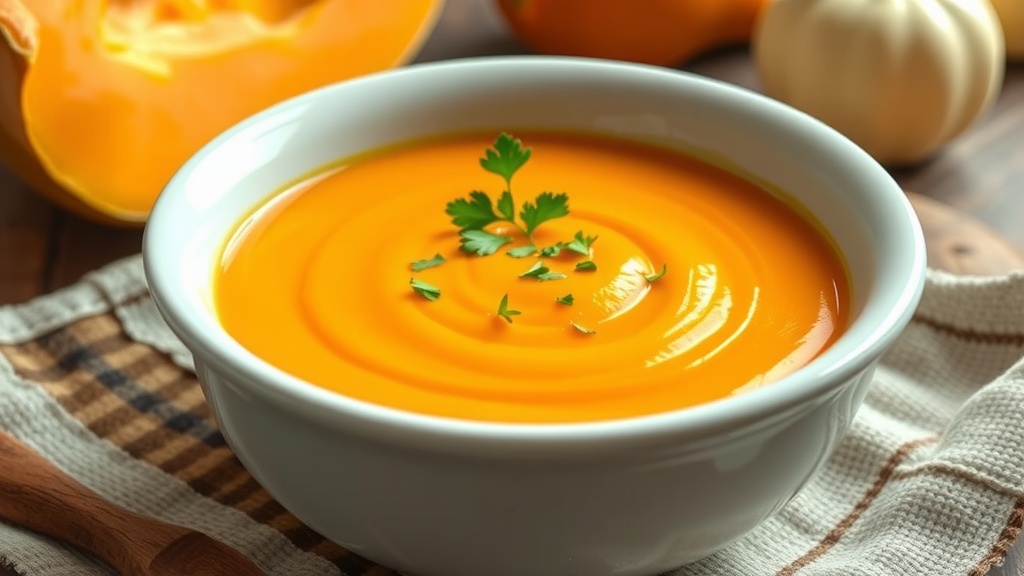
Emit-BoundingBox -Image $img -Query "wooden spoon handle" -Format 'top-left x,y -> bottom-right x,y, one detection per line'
0,429 -> 187,574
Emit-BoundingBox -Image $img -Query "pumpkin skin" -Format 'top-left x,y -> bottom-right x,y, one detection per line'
754,0 -> 1004,166
0,0 -> 442,224
990,0 -> 1024,58
495,0 -> 772,67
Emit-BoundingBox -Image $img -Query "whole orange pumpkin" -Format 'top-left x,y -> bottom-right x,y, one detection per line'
495,0 -> 771,67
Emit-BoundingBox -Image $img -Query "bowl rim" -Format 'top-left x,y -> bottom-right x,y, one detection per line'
143,55 -> 927,452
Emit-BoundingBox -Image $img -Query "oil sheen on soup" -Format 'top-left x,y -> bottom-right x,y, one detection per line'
215,131 -> 850,423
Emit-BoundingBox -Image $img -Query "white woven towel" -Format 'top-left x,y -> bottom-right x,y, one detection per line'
0,256 -> 1022,576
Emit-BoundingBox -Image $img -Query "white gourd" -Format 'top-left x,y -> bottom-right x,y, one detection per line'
754,0 -> 1005,166
990,0 -> 1024,58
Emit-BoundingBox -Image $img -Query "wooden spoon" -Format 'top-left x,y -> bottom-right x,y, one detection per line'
0,429 -> 264,575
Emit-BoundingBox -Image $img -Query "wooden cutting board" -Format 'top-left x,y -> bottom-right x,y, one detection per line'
908,192 -> 1024,275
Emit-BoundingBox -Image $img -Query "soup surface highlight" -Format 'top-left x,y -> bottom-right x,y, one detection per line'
215,131 -> 850,423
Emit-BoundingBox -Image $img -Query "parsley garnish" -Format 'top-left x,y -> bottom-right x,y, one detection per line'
481,133 -> 531,191
446,191 -> 500,230
520,192 -> 570,237
410,278 -> 441,301
497,294 -> 521,323
539,243 -> 563,257
519,261 -> 549,279
524,261 -> 548,276
565,231 -> 598,256
416,133 -> 657,329
459,229 -> 512,256
446,133 -> 570,249
410,253 -> 445,271
645,264 -> 668,283
570,321 -> 596,335
538,272 -> 567,281
519,262 -> 566,282
506,245 -> 537,258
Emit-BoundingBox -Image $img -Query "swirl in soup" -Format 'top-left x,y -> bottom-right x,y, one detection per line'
215,131 -> 850,423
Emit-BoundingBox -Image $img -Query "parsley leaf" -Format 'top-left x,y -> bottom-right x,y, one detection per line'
539,243 -> 563,257
447,135 -> 573,255
538,272 -> 567,281
496,190 -> 516,222
518,262 -> 566,281
481,133 -> 532,188
570,321 -> 596,335
497,294 -> 521,323
410,253 -> 445,271
506,245 -> 537,258
410,278 -> 441,301
565,231 -> 598,256
518,261 -> 549,278
446,190 -> 500,230
645,264 -> 668,283
520,192 -> 569,236
459,229 -> 512,255
434,134 -> 610,327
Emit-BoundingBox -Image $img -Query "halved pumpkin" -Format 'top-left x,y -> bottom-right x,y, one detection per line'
0,0 -> 442,224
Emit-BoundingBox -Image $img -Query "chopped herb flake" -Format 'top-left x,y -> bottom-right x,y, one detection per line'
537,272 -> 567,282
410,253 -> 446,271
497,293 -> 521,323
519,261 -> 549,278
539,243 -> 564,257
410,278 -> 441,301
565,231 -> 598,256
506,245 -> 538,258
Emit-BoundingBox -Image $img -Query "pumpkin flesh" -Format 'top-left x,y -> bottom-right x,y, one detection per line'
0,0 -> 442,223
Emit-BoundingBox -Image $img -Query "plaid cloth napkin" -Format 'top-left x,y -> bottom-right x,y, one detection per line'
0,255 -> 1022,576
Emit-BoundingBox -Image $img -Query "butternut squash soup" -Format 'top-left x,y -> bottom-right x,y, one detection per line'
215,131 -> 850,423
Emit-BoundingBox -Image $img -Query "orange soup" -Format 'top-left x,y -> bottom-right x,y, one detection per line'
215,131 -> 850,423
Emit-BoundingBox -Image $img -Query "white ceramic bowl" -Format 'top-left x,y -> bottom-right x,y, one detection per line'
143,56 -> 926,576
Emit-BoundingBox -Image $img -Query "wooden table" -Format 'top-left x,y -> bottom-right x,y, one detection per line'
1,1 -> 1023,575
1,1 -> 1022,307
